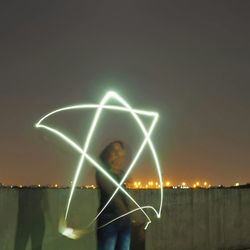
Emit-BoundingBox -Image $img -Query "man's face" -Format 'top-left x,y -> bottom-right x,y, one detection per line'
108,143 -> 126,174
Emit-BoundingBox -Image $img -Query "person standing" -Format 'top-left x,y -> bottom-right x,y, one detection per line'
14,187 -> 48,250
96,141 -> 132,250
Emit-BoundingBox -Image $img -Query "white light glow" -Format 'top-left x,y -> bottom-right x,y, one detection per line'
36,90 -> 163,235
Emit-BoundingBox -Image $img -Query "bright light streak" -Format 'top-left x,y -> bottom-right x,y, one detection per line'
61,227 -> 74,238
35,90 -> 163,233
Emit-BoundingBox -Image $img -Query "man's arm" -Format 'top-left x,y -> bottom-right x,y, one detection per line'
97,172 -> 129,215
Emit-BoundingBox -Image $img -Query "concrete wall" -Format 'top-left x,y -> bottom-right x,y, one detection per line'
0,188 -> 99,250
0,187 -> 249,250
145,188 -> 250,250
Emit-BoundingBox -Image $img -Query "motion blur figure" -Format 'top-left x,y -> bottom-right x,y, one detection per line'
14,187 -> 48,250
96,141 -> 132,250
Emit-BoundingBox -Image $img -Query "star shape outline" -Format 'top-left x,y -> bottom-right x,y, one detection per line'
35,91 -> 163,231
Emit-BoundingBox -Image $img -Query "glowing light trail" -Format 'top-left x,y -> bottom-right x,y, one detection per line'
35,91 -> 163,235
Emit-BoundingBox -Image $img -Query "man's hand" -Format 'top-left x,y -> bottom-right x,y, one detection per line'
58,215 -> 88,240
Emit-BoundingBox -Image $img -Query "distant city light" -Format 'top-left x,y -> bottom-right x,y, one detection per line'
125,180 -> 213,189
1,181 -> 249,189
165,181 -> 171,187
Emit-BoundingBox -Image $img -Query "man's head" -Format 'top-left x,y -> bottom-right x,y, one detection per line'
100,141 -> 126,174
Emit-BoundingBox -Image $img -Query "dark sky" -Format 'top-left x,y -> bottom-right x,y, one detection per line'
1,1 -> 250,186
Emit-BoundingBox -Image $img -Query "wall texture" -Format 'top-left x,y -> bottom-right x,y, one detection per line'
145,188 -> 250,250
0,188 -> 249,250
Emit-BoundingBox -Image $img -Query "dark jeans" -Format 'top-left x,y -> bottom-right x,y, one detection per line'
97,213 -> 131,250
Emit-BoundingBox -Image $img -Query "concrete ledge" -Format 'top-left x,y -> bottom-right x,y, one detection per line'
0,187 -> 250,250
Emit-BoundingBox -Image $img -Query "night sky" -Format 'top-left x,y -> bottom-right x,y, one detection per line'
1,1 -> 250,186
